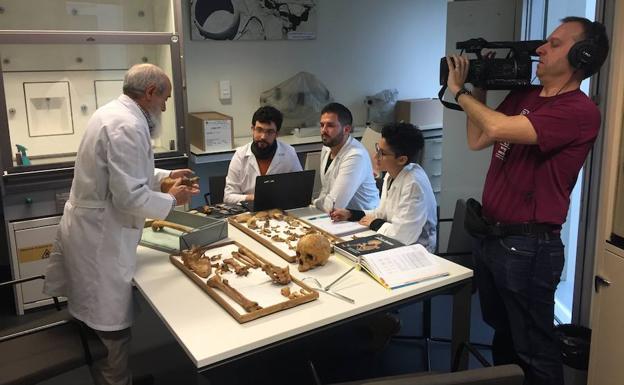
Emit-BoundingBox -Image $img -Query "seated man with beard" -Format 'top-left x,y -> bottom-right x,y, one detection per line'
224,106 -> 302,204
313,102 -> 379,212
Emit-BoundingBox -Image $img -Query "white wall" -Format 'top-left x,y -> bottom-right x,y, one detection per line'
439,0 -> 521,224
183,0 -> 447,137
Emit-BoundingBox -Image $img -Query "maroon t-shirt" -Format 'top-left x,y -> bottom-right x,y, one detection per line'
482,86 -> 600,226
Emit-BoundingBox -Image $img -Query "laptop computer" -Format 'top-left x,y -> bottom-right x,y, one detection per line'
241,170 -> 316,212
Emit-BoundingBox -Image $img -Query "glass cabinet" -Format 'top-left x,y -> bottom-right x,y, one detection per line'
0,0 -> 186,175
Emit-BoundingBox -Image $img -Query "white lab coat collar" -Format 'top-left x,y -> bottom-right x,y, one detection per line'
242,140 -> 292,174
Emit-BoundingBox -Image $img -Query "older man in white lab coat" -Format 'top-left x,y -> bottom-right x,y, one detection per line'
223,106 -> 301,204
44,64 -> 198,385
314,103 -> 379,212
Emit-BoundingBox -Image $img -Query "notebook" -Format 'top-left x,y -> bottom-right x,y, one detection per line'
299,214 -> 369,237
336,235 -> 448,289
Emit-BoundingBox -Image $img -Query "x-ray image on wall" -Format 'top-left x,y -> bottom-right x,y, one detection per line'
191,0 -> 317,41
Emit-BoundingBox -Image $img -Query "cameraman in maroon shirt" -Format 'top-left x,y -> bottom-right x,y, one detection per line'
446,17 -> 609,385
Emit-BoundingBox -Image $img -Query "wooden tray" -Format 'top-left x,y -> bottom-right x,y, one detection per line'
228,211 -> 340,263
170,241 -> 319,323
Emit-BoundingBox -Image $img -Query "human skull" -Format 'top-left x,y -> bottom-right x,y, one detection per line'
296,233 -> 332,272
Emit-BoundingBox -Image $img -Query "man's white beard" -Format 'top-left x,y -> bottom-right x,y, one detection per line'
148,108 -> 163,138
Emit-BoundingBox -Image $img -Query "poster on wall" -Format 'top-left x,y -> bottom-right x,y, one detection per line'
190,0 -> 317,41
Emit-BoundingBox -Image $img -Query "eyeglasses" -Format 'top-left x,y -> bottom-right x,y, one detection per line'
253,126 -> 277,136
375,142 -> 395,158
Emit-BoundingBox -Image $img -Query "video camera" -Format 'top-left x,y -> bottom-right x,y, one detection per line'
439,38 -> 545,90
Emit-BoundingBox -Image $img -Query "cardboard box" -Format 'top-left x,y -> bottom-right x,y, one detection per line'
395,98 -> 443,130
188,112 -> 233,152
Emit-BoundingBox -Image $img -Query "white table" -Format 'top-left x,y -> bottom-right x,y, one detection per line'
133,223 -> 473,375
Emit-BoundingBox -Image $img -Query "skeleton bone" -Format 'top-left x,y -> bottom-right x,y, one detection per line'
247,217 -> 258,229
151,220 -> 193,233
237,247 -> 264,267
232,251 -> 258,268
160,175 -> 200,193
223,258 -> 250,276
207,275 -> 261,312
180,246 -> 211,278
271,234 -> 286,242
261,264 -> 291,285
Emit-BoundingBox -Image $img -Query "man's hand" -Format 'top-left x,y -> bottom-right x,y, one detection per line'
169,168 -> 194,179
358,215 -> 375,227
245,194 -> 254,201
330,208 -> 351,222
168,177 -> 200,206
446,54 -> 470,95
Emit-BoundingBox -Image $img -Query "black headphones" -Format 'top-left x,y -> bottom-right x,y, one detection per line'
567,21 -> 601,75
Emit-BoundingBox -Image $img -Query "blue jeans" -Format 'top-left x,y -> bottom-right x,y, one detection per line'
473,233 -> 565,385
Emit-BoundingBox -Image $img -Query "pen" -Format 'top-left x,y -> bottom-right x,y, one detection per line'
307,215 -> 329,221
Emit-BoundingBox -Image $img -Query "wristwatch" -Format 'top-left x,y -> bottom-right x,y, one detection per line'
455,87 -> 472,102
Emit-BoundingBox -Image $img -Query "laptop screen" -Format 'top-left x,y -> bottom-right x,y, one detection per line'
248,170 -> 316,212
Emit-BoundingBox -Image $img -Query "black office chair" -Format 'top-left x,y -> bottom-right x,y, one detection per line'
204,175 -> 227,205
0,275 -> 106,385
393,199 -> 489,370
309,343 -> 523,385
315,364 -> 523,385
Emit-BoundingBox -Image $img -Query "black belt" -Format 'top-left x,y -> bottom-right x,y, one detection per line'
493,222 -> 558,236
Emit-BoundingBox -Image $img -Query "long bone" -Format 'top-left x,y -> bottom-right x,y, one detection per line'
207,274 -> 261,312
151,220 -> 192,233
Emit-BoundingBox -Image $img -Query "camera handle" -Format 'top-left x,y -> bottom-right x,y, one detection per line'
438,84 -> 464,111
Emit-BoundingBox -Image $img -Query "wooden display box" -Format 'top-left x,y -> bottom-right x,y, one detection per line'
188,111 -> 233,152
170,241 -> 318,323
228,210 -> 340,263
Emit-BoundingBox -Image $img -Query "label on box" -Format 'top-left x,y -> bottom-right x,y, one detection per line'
203,120 -> 232,151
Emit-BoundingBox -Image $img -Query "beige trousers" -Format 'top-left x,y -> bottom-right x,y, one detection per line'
89,328 -> 132,385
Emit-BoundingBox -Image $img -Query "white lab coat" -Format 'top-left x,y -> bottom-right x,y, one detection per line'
366,163 -> 437,251
314,135 -> 380,212
223,140 -> 302,204
44,94 -> 174,331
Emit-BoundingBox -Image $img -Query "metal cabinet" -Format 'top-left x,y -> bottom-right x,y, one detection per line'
8,216 -> 61,314
588,247 -> 624,385
422,128 -> 443,203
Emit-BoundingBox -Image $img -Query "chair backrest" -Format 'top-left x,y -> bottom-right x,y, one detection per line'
304,151 -> 322,199
207,175 -> 226,205
447,199 -> 473,254
360,126 -> 381,177
438,199 -> 474,269
323,364 -> 524,385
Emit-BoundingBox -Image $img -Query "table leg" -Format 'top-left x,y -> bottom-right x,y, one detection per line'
450,279 -> 472,371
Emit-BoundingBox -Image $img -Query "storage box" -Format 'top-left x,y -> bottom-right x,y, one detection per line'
141,210 -> 228,254
188,112 -> 233,152
395,98 -> 443,130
